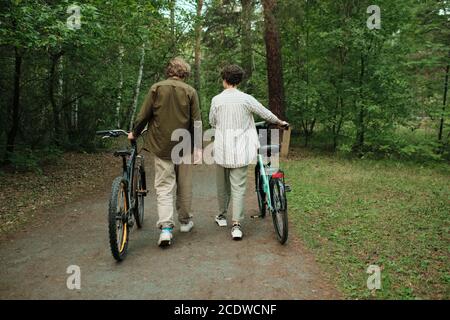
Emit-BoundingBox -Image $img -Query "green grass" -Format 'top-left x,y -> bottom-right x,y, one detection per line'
284,148 -> 450,299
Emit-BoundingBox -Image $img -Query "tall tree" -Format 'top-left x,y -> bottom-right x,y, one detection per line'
169,0 -> 177,56
439,61 -> 449,142
116,46 -> 125,129
262,0 -> 285,119
129,44 -> 146,131
240,0 -> 254,93
194,0 -> 204,94
4,46 -> 22,163
49,50 -> 65,145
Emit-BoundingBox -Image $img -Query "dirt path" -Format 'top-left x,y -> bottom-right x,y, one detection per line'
0,159 -> 339,300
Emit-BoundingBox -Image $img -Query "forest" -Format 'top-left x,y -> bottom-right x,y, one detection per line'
0,0 -> 449,170
1,1 -> 449,300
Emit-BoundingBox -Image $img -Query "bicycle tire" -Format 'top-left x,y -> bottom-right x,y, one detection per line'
255,165 -> 266,217
270,178 -> 288,244
134,165 -> 145,228
109,177 -> 129,261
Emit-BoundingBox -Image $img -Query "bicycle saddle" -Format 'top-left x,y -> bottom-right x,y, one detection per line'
114,150 -> 132,157
258,144 -> 280,155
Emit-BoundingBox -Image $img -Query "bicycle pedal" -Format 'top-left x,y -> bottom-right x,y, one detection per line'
251,215 -> 262,219
285,185 -> 292,192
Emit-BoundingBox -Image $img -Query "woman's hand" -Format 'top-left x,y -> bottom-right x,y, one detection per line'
128,132 -> 136,140
278,120 -> 290,129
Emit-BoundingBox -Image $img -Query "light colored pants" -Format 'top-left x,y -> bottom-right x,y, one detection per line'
216,165 -> 249,223
154,156 -> 192,229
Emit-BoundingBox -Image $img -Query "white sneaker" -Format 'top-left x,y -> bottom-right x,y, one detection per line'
180,221 -> 194,233
231,224 -> 243,240
158,228 -> 173,247
215,215 -> 228,227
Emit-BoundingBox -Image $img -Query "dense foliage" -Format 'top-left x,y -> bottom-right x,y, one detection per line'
1,0 -> 449,170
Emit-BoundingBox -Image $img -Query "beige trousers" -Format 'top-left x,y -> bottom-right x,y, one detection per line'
154,156 -> 192,229
216,165 -> 249,223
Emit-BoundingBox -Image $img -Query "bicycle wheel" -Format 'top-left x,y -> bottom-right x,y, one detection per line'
133,164 -> 145,228
255,165 -> 266,217
270,178 -> 288,244
109,177 -> 129,261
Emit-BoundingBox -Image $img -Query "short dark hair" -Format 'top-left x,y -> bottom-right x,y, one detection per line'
221,65 -> 245,86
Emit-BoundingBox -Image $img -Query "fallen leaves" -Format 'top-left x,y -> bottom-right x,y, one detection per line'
0,152 -> 119,235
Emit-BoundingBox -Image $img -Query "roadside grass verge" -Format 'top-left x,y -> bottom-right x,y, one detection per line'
0,152 -> 118,236
284,148 -> 450,299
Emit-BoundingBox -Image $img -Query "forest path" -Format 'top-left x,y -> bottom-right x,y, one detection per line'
0,158 -> 339,299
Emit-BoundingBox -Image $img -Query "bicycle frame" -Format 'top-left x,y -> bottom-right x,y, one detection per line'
255,121 -> 289,215
122,141 -> 137,217
96,129 -> 144,219
257,154 -> 274,212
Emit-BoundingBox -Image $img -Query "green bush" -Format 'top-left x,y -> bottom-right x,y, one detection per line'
6,145 -> 64,173
8,148 -> 41,173
296,124 -> 449,163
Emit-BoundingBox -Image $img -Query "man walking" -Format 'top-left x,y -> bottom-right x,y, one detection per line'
129,57 -> 201,247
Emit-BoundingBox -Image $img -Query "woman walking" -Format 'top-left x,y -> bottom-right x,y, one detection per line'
209,65 -> 288,240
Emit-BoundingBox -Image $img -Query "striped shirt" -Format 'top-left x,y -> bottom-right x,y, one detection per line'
209,88 -> 281,168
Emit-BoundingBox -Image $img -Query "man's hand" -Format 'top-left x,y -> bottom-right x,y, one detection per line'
128,132 -> 136,141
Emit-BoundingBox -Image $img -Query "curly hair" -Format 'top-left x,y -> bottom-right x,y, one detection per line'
221,65 -> 245,86
166,57 -> 191,79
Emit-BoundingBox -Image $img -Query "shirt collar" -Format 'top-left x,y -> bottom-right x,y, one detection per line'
224,88 -> 239,93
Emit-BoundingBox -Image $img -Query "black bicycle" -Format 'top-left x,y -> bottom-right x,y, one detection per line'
96,129 -> 148,261
253,121 -> 291,244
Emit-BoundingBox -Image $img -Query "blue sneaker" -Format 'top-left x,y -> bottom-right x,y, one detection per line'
158,228 -> 173,247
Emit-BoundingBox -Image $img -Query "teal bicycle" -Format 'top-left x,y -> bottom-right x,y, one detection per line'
253,121 -> 291,244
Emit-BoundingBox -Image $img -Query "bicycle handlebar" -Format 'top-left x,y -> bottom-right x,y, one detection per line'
96,130 -> 129,138
96,128 -> 149,146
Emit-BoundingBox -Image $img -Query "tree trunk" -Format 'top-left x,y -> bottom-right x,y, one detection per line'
353,53 -> 366,155
59,56 -> 67,135
332,97 -> 339,150
262,0 -> 285,119
334,44 -> 347,152
438,63 -> 449,142
49,51 -> 64,145
240,0 -> 254,93
301,119 -> 316,148
301,120 -> 309,147
58,56 -> 64,105
194,0 -> 203,96
169,0 -> 177,56
4,47 -> 22,163
333,96 -> 344,151
129,44 -> 146,131
116,46 -> 124,128
72,99 -> 79,130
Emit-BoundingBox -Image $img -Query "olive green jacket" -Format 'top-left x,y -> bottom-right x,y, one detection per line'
132,78 -> 201,160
